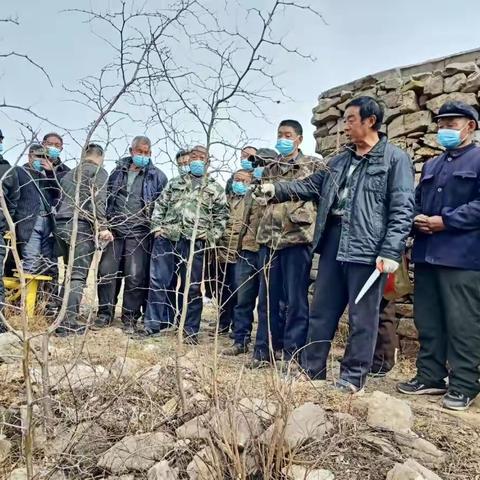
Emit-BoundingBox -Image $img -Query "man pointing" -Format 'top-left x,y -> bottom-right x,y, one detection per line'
254,96 -> 414,392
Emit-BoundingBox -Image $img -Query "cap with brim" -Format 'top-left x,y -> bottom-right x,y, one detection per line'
250,147 -> 278,163
434,100 -> 479,128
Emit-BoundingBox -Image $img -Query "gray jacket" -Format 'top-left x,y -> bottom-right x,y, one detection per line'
56,160 -> 109,229
274,135 -> 415,264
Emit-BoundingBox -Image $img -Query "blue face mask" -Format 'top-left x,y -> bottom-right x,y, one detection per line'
190,160 -> 206,176
437,128 -> 463,150
132,155 -> 150,168
275,138 -> 295,156
0,144 -> 4,154
232,181 -> 248,196
32,159 -> 44,172
253,166 -> 264,180
47,146 -> 61,159
240,158 -> 254,171
178,164 -> 190,175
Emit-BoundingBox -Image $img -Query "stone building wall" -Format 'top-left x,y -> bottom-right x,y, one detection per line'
311,48 -> 480,180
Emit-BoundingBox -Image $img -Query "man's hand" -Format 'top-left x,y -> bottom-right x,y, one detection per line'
426,215 -> 445,233
414,214 -> 432,234
41,158 -> 54,171
98,229 -> 114,243
376,256 -> 399,273
252,184 -> 275,205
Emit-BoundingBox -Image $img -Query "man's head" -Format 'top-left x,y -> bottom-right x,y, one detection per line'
232,169 -> 253,196
176,148 -> 191,166
84,143 -> 105,165
189,145 -> 208,176
240,145 -> 257,171
435,101 -> 478,150
42,132 -> 63,162
276,120 -> 303,158
130,135 -> 152,168
240,145 -> 257,160
28,144 -> 51,172
343,96 -> 383,144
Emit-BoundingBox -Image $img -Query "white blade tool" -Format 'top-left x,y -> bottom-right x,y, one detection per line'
354,268 -> 381,305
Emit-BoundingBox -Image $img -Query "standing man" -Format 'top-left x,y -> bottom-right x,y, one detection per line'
96,136 -> 167,331
42,132 -> 70,179
254,97 -> 414,392
145,145 -> 228,343
13,144 -> 58,274
55,143 -> 112,336
251,120 -> 318,368
397,101 -> 480,411
0,129 -> 19,331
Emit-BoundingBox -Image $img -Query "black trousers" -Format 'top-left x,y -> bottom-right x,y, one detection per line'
414,264 -> 480,398
97,233 -> 150,324
302,218 -> 386,388
372,298 -> 398,371
144,237 -> 205,336
56,220 -> 96,324
254,244 -> 311,361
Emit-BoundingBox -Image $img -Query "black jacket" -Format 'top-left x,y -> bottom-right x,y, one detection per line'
0,156 -> 19,233
14,165 -> 57,243
274,135 -> 415,264
413,143 -> 480,270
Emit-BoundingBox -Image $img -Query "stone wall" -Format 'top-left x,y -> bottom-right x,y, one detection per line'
312,48 -> 480,179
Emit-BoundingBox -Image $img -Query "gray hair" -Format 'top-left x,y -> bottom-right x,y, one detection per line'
131,135 -> 151,149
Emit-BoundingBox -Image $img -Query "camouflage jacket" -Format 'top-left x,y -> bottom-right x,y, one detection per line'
151,174 -> 228,243
256,151 -> 319,249
217,194 -> 247,263
240,192 -> 262,253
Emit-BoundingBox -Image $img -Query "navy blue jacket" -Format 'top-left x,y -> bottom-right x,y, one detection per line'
413,143 -> 480,270
106,156 -> 168,225
274,135 -> 415,264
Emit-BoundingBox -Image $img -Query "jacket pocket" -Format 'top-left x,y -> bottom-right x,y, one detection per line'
364,165 -> 388,193
449,170 -> 478,204
288,203 -> 315,225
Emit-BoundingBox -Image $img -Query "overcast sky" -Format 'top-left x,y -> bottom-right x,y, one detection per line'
1,0 -> 479,176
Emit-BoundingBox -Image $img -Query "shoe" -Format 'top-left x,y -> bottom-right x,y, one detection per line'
94,315 -> 111,329
397,378 -> 447,395
229,331 -> 235,340
274,350 -> 283,361
334,378 -> 364,395
0,321 -> 7,334
442,391 -> 476,411
55,322 -> 87,337
208,328 -> 230,337
183,335 -> 199,346
368,364 -> 392,378
222,343 -> 249,356
122,324 -> 136,335
140,328 -> 161,337
246,358 -> 270,370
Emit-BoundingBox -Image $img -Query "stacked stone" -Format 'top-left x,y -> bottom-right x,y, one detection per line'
312,51 -> 480,181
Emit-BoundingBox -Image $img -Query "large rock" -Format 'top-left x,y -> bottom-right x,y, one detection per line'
312,107 -> 342,125
49,421 -> 110,459
425,92 -> 478,113
186,446 -> 223,480
394,433 -> 446,466
0,434 -> 12,463
424,75 -> 444,97
313,97 -> 342,115
261,402 -> 327,450
31,362 -> 109,393
383,75 -> 403,90
176,413 -> 212,440
386,458 -> 443,480
7,469 -> 28,480
97,431 -> 176,474
367,391 -> 413,434
147,460 -> 179,480
110,357 -> 142,378
283,465 -> 334,480
210,408 -> 264,450
388,111 -> 431,138
462,71 -> 480,93
444,61 -> 478,76
444,73 -> 467,93
0,332 -> 22,363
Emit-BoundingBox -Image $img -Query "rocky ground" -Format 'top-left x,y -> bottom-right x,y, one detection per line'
0,309 -> 479,480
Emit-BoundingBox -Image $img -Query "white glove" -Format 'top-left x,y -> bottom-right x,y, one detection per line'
376,256 -> 399,274
252,183 -> 275,205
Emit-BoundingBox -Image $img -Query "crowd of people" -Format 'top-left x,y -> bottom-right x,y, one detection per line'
0,95 -> 479,412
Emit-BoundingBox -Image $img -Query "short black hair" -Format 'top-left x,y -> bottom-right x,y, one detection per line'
175,149 -> 190,160
85,143 -> 104,157
42,132 -> 63,145
278,119 -> 303,136
345,96 -> 384,131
